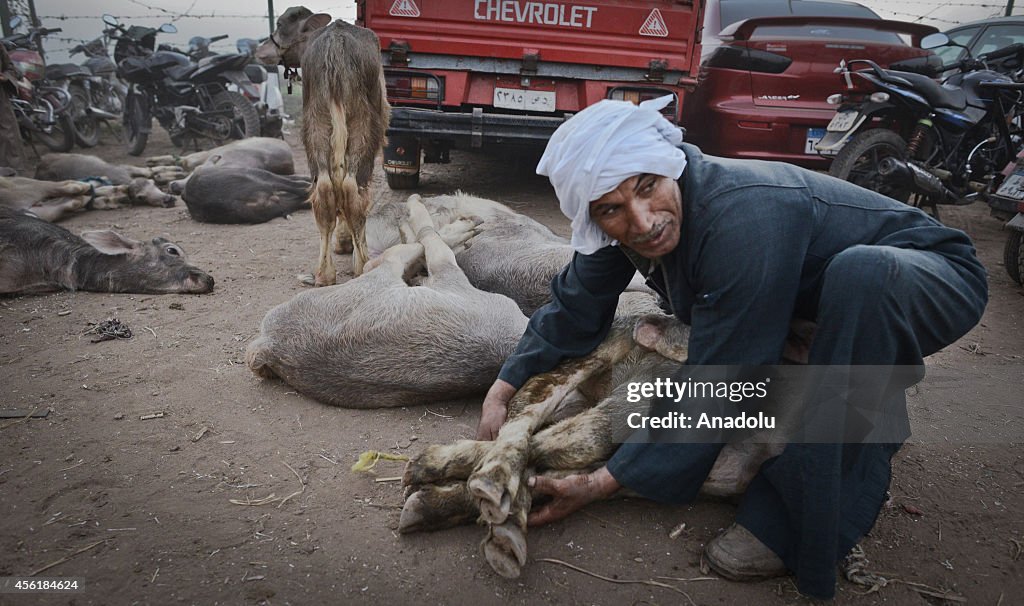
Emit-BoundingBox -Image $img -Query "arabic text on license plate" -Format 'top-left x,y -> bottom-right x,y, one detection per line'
996,173 -> 1024,200
493,87 -> 556,113
826,111 -> 858,132
805,128 -> 837,155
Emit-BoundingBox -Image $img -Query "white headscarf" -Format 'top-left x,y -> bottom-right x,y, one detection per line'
536,95 -> 687,255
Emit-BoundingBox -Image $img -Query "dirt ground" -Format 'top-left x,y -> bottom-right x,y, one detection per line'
0,123 -> 1021,606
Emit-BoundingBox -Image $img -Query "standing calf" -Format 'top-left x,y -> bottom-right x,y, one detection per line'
256,6 -> 390,283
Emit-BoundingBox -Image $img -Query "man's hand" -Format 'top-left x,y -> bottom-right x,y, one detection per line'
475,379 -> 517,440
527,466 -> 621,527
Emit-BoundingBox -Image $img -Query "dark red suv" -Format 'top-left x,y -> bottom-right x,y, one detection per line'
682,0 -> 938,169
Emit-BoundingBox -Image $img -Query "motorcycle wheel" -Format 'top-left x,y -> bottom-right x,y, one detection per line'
211,91 -> 260,141
124,95 -> 149,156
68,83 -> 100,148
829,129 -> 912,204
34,112 -> 75,153
1005,230 -> 1023,286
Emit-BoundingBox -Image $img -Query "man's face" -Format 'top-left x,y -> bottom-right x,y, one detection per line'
589,173 -> 682,259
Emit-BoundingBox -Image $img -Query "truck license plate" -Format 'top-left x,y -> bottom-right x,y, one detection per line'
493,87 -> 556,113
826,110 -> 858,132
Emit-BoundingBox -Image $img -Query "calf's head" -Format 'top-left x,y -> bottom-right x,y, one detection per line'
255,6 -> 331,67
127,178 -> 176,207
80,230 -> 215,294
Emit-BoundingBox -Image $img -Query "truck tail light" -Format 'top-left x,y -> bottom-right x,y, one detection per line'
607,87 -> 678,120
384,69 -> 442,106
704,46 -> 792,74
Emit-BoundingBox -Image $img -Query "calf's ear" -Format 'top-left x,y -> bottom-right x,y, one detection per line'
81,230 -> 141,255
301,13 -> 332,34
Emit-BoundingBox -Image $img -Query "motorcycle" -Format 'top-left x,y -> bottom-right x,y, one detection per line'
987,152 -> 1024,285
103,14 -> 260,155
1,16 -> 74,152
816,33 -> 1024,220
236,37 -> 284,138
61,29 -> 128,147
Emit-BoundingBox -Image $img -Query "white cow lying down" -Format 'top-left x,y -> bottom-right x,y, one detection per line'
365,192 -> 653,316
247,195 -> 528,408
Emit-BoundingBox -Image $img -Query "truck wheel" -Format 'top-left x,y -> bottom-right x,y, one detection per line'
386,171 -> 420,189
1005,230 -> 1024,285
384,135 -> 421,190
829,129 -> 911,203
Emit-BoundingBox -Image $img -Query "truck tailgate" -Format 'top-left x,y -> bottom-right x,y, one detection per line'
359,0 -> 701,75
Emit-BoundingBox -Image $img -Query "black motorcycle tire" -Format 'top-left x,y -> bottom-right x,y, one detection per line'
34,112 -> 75,153
829,129 -> 912,204
124,95 -> 149,156
211,91 -> 260,141
68,83 -> 100,148
1005,229 -> 1023,286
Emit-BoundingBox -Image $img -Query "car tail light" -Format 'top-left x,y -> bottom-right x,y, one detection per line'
607,87 -> 678,120
704,46 -> 792,74
384,69 -> 442,106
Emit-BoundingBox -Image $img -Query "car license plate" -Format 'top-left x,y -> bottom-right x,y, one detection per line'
805,128 -> 837,155
493,87 -> 556,113
826,110 -> 858,133
996,172 -> 1024,200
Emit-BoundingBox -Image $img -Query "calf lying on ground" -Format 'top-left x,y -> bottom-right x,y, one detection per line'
246,195 -> 527,407
399,307 -> 788,578
148,137 -> 295,174
366,193 -> 651,315
0,176 -> 175,222
35,153 -> 185,186
0,207 -> 215,295
181,166 -> 311,224
255,6 -> 390,282
150,137 -> 297,195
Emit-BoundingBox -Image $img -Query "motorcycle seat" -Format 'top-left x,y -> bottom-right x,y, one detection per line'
166,64 -> 197,81
882,70 -> 967,110
84,56 -> 117,76
45,63 -> 90,80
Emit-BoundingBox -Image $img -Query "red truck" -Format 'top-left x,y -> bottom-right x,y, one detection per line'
356,0 -> 704,188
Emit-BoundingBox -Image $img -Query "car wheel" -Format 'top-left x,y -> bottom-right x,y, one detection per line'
829,129 -> 912,204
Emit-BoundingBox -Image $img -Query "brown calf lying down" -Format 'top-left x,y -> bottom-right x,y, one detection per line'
0,207 -> 214,295
147,137 -> 295,174
0,176 -> 175,222
34,153 -> 186,185
399,305 -> 793,579
181,166 -> 311,224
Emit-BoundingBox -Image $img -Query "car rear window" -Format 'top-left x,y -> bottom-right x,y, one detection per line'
719,0 -> 903,45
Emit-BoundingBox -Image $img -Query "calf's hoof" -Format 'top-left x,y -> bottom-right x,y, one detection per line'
481,522 -> 527,579
399,486 -> 477,534
468,475 -> 512,524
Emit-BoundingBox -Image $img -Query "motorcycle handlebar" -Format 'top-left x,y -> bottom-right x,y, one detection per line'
209,34 -> 229,43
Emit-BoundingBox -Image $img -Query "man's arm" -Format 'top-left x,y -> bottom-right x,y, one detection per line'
476,245 -> 636,439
